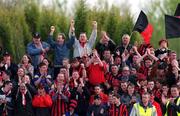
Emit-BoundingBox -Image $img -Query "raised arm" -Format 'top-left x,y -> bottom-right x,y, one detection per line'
94,49 -> 103,67
147,48 -> 159,61
68,19 -> 79,47
66,23 -> 75,49
86,57 -> 93,67
132,46 -> 142,58
88,21 -> 97,48
68,19 -> 75,38
47,26 -> 56,48
136,50 -> 148,64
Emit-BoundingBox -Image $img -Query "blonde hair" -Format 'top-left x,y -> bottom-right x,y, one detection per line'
122,34 -> 130,40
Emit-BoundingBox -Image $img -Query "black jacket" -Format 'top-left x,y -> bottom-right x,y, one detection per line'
0,88 -> 15,116
95,40 -> 116,59
162,97 -> 180,116
87,104 -> 108,116
14,84 -> 36,116
70,86 -> 90,116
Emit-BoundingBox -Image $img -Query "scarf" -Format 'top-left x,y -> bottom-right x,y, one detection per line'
22,93 -> 26,106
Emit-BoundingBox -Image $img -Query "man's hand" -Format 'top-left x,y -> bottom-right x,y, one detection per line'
42,47 -> 50,53
161,95 -> 168,105
50,26 -> 55,32
93,49 -> 98,56
169,98 -> 175,104
70,19 -> 75,32
71,19 -> 75,27
93,49 -> 100,61
121,52 -> 126,62
50,26 -> 55,35
57,85 -> 63,94
146,48 -> 151,55
74,79 -> 78,87
100,108 -> 104,114
79,78 -> 84,87
92,21 -> 97,29
132,46 -> 138,52
45,47 -> 50,52
104,82 -> 110,89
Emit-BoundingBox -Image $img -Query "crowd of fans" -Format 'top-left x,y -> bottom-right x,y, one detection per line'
0,20 -> 179,116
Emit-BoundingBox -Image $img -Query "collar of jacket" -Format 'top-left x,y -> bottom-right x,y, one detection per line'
139,101 -> 153,108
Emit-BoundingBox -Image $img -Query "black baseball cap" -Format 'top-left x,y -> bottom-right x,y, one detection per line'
3,51 -> 10,56
33,32 -> 41,38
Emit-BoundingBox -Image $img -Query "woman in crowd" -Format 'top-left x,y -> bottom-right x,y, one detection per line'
18,54 -> 34,78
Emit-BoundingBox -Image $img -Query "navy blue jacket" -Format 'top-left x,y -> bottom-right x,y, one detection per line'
47,35 -> 75,66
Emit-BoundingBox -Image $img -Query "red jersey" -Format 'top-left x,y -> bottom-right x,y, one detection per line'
87,62 -> 107,85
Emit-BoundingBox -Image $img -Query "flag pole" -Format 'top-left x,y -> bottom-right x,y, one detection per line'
130,31 -> 134,38
130,30 -> 138,38
130,31 -> 138,46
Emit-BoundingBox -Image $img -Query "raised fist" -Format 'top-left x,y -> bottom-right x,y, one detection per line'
50,26 -> 55,32
92,21 -> 97,29
70,19 -> 75,32
92,49 -> 98,56
132,46 -> 137,52
71,19 -> 75,27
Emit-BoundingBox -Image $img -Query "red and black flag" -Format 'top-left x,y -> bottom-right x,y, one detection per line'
174,3 -> 180,17
133,11 -> 153,44
165,3 -> 180,39
165,15 -> 180,38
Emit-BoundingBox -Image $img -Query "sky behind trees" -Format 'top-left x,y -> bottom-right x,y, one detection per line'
43,0 -> 153,20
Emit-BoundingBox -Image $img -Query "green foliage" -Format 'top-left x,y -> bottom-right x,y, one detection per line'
0,9 -> 13,54
0,0 -> 140,62
74,0 -> 89,38
120,15 -> 141,45
24,1 -> 40,34
0,6 -> 30,61
105,5 -> 120,43
56,15 -> 69,36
